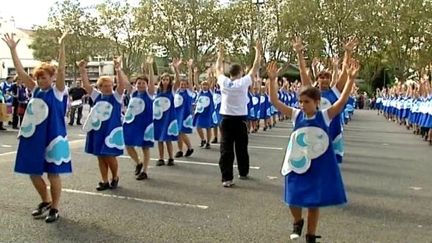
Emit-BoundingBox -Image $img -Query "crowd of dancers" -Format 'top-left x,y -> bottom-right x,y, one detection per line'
1,30 -> 368,243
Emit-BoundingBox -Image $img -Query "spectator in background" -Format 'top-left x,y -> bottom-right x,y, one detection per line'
68,81 -> 87,126
10,75 -> 29,129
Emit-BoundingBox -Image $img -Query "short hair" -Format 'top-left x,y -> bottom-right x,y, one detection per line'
96,76 -> 113,88
299,86 -> 321,101
316,70 -> 331,80
135,75 -> 149,84
33,62 -> 56,79
229,64 -> 242,77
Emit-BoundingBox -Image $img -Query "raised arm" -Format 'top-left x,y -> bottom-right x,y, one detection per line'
248,41 -> 262,77
171,58 -> 182,91
113,57 -> 126,95
335,37 -> 358,92
268,62 -> 294,118
292,37 -> 311,87
2,34 -> 35,90
55,32 -> 67,92
330,56 -> 339,87
187,59 -> 194,90
146,56 -> 155,96
194,66 -> 199,90
327,59 -> 360,120
215,44 -> 224,77
77,60 -> 93,94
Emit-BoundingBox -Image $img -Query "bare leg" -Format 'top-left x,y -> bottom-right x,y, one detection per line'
106,156 -> 119,179
97,156 -> 109,183
126,146 -> 140,165
181,133 -> 192,149
206,128 -> 212,143
177,135 -> 184,152
289,206 -> 303,223
30,175 -> 50,203
47,174 -> 61,209
158,142 -> 164,159
197,128 -> 205,141
306,208 -> 320,235
213,126 -> 218,140
142,148 -> 150,172
166,141 -> 174,159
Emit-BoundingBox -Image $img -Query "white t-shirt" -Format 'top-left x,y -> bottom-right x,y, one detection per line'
217,74 -> 252,116
90,89 -> 123,104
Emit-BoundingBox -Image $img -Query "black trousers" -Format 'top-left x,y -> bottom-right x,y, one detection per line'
218,115 -> 249,182
69,105 -> 83,125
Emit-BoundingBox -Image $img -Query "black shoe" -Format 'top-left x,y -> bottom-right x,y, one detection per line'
31,202 -> 51,217
184,148 -> 194,157
167,158 -> 174,166
200,140 -> 206,147
135,163 -> 143,175
263,126 -> 267,131
289,219 -> 304,240
12,126 -> 18,130
238,175 -> 249,180
175,151 -> 183,158
77,122 -> 82,126
68,123 -> 73,126
110,177 -> 119,189
305,234 -> 321,243
136,171 -> 148,180
211,138 -> 218,144
45,208 -> 59,223
0,127 -> 6,131
156,159 -> 165,166
205,143 -> 210,149
96,182 -> 111,191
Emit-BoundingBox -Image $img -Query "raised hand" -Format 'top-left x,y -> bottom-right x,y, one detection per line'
332,56 -> 339,67
114,56 -> 122,70
255,40 -> 262,52
217,43 -> 225,56
347,59 -> 360,78
292,36 -> 304,53
76,60 -> 87,69
171,58 -> 182,69
187,59 -> 194,68
266,61 -> 281,81
2,33 -> 20,49
344,37 -> 359,52
146,56 -> 154,64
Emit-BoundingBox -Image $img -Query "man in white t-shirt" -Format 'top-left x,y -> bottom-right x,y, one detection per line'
215,41 -> 261,187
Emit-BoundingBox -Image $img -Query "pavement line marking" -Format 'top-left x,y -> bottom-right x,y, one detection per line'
118,156 -> 260,170
61,188 -> 209,209
0,151 -> 17,157
211,143 -> 283,151
1,144 -> 12,148
250,134 -> 290,138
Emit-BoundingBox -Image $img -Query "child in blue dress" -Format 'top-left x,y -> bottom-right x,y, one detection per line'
212,81 -> 222,143
173,59 -> 194,158
154,59 -> 181,166
123,57 -> 156,180
80,57 -> 126,191
4,32 -> 70,223
267,59 -> 359,243
193,76 -> 215,149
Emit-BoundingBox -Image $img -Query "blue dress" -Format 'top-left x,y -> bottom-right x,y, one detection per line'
15,86 -> 72,175
282,109 -> 347,207
175,89 -> 194,134
320,87 -> 344,163
252,93 -> 261,120
153,90 -> 178,141
84,90 -> 124,156
247,92 -> 255,121
259,94 -> 271,119
123,90 -> 154,148
212,88 -> 222,126
193,90 -> 215,129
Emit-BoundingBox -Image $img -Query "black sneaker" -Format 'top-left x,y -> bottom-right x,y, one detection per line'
136,171 -> 148,180
290,219 -> 304,240
167,158 -> 174,166
238,175 -> 249,180
96,182 -> 111,191
156,159 -> 165,166
184,148 -> 194,157
205,143 -> 210,149
200,140 -> 206,147
211,137 -> 218,144
31,202 -> 51,217
110,177 -> 119,189
305,234 -> 321,243
135,163 -> 143,175
175,151 -> 183,158
77,122 -> 82,126
45,208 -> 59,223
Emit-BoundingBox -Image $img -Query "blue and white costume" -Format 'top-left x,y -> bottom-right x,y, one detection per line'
84,89 -> 124,156
282,109 -> 346,207
153,90 -> 179,141
175,89 -> 194,134
15,86 -> 72,175
123,89 -> 154,147
193,90 -> 215,128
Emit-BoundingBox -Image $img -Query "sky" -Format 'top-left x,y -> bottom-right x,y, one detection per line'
1,0 -> 231,30
0,0 -> 140,29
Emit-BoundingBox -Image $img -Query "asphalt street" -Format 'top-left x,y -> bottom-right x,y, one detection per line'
0,109 -> 431,243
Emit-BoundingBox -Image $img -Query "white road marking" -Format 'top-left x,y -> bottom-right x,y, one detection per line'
211,143 -> 283,151
0,151 -> 17,157
61,188 -> 208,209
118,156 -> 261,170
1,144 -> 12,148
409,186 -> 422,191
250,134 -> 290,138
267,176 -> 278,180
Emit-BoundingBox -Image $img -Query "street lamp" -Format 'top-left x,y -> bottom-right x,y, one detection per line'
252,0 -> 265,40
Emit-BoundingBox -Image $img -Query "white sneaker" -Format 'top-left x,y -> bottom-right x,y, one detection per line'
222,181 -> 234,188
